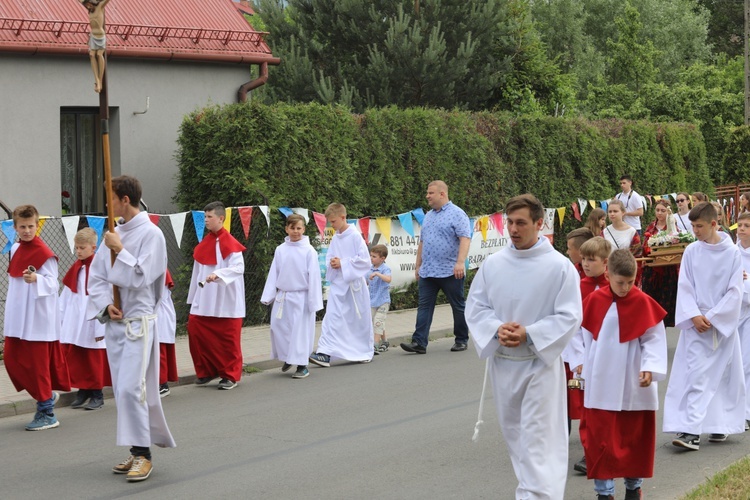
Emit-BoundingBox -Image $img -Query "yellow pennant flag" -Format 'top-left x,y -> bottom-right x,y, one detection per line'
653,195 -> 661,201
556,207 -> 566,228
588,200 -> 596,209
36,217 -> 48,236
223,207 -> 232,232
376,217 -> 391,243
730,223 -> 738,231
479,216 -> 489,241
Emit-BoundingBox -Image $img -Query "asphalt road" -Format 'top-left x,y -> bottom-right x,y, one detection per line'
0,333 -> 748,499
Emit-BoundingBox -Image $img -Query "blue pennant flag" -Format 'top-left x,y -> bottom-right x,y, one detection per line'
1,220 -> 16,254
398,212 -> 415,237
600,200 -> 608,212
411,208 -> 425,226
192,210 -> 206,243
86,216 -> 106,246
278,207 -> 293,218
469,217 -> 475,239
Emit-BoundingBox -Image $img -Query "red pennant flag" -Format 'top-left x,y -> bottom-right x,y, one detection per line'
359,217 -> 370,243
490,212 -> 503,235
571,202 -> 581,222
148,214 -> 160,226
313,211 -> 327,237
238,206 -> 253,239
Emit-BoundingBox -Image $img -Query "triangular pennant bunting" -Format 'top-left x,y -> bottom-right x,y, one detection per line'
398,212 -> 414,237
259,206 -> 270,229
148,214 -> 160,226
168,212 -> 188,248
556,207 -> 566,228
62,216 -> 81,253
469,218 -> 475,239
577,198 -> 587,218
292,208 -> 309,223
479,215 -> 489,241
312,211 -> 327,237
36,217 -> 47,236
1,219 -> 16,254
278,207 -> 294,218
238,206 -> 253,239
376,217 -> 391,243
600,200 -> 608,212
571,202 -> 581,222
223,207 -> 232,232
490,212 -> 504,235
86,216 -> 105,245
589,200 -> 596,209
359,218 -> 370,243
192,210 -> 206,243
411,208 -> 425,226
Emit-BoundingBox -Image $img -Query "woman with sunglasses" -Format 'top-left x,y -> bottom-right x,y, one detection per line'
673,192 -> 694,235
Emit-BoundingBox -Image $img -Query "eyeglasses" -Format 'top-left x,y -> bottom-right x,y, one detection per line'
676,199 -> 687,202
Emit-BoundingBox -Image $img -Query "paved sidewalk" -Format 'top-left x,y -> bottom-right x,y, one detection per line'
0,304 -> 456,418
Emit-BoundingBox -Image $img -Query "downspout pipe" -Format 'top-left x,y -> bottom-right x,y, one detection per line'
238,61 -> 268,102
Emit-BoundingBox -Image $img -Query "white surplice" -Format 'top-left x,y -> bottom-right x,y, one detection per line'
466,237 -> 582,500
187,242 -> 245,318
581,306 -> 667,412
87,212 -> 176,449
59,267 -> 106,349
4,250 -> 59,342
317,225 -> 374,362
261,236 -> 323,366
736,240 -> 750,420
663,233 -> 746,435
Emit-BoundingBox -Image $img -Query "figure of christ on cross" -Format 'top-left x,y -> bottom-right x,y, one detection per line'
81,0 -> 111,93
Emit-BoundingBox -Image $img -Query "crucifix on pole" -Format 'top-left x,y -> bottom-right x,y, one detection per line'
81,0 -> 119,309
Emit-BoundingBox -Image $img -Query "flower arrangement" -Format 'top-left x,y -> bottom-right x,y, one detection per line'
647,214 -> 696,247
61,191 -> 71,214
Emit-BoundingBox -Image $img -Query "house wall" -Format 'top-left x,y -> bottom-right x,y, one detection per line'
0,55 -> 251,216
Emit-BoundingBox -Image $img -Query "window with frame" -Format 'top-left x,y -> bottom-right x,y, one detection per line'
60,108 -> 103,215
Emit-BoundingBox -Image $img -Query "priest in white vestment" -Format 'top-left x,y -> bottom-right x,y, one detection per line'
466,194 -> 582,500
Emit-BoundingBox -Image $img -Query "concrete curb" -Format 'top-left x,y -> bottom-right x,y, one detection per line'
0,329 -> 455,419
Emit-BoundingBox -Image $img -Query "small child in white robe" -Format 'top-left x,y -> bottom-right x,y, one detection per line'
157,270 -> 178,397
663,201 -> 746,450
577,249 -> 667,500
734,212 -> 750,430
310,203 -> 373,367
261,214 -> 323,379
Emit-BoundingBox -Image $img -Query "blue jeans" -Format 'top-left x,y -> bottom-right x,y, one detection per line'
37,395 -> 56,415
594,478 -> 643,496
412,276 -> 468,347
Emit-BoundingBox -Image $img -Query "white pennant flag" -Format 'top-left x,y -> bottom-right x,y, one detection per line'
577,198 -> 587,217
168,212 -> 188,249
259,206 -> 270,228
292,207 -> 310,223
61,216 -> 80,254
670,193 -> 678,201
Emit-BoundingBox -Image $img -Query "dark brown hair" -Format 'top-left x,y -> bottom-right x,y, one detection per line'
505,194 -> 544,222
111,175 -> 142,208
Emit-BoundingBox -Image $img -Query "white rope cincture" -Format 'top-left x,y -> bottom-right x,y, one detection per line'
712,327 -> 718,351
275,291 -> 287,319
472,357 -> 491,442
123,313 -> 157,405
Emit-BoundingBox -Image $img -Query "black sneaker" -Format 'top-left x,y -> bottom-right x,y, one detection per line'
708,433 -> 728,442
159,383 -> 171,398
281,363 -> 293,372
292,366 -> 309,379
195,376 -> 215,386
70,390 -> 90,409
84,396 -> 104,410
450,342 -> 468,352
573,456 -> 586,474
624,487 -> 642,499
672,432 -> 700,450
217,378 -> 238,390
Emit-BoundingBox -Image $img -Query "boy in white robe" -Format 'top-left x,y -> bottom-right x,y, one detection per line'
4,204 -> 70,431
157,270 -> 178,397
187,201 -> 246,390
466,194 -> 582,500
261,214 -> 323,378
734,212 -> 750,430
87,175 -> 176,482
310,203 -> 374,367
60,228 -> 109,410
663,201 -> 746,450
576,249 -> 667,500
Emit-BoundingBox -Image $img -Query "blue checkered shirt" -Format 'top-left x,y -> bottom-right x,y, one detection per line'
419,201 -> 471,278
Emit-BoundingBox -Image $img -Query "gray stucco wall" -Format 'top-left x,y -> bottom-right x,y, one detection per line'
0,55 -> 251,216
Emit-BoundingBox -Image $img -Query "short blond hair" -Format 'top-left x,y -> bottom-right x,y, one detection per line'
74,227 -> 98,246
608,199 -> 626,212
325,203 -> 347,218
579,236 -> 611,260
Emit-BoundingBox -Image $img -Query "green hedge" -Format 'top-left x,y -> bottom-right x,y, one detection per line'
174,102 -> 711,324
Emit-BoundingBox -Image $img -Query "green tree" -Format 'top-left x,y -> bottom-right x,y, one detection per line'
605,1 -> 658,92
254,0 -> 570,112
